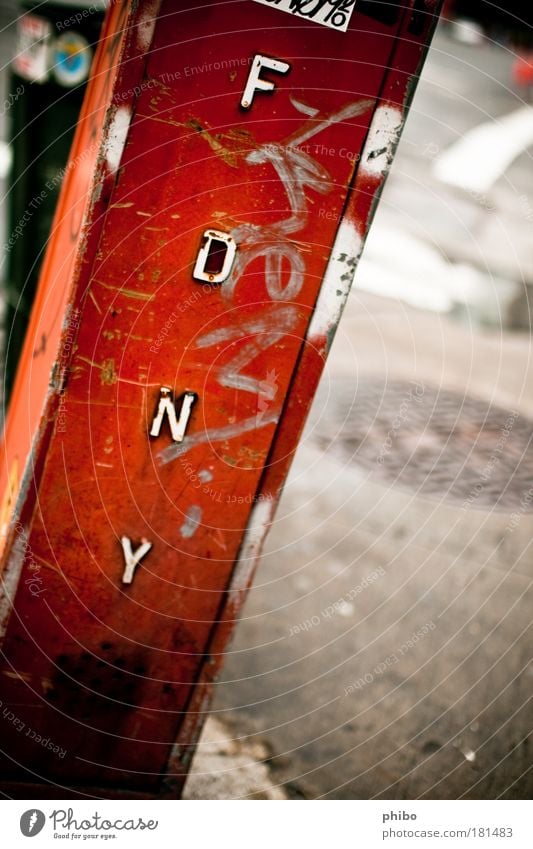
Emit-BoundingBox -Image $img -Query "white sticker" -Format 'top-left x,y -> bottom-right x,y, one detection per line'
13,14 -> 52,83
251,0 -> 357,32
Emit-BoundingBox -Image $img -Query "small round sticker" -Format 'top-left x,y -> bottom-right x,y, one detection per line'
53,31 -> 92,87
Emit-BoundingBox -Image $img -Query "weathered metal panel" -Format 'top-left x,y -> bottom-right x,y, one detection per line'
0,0 -> 442,797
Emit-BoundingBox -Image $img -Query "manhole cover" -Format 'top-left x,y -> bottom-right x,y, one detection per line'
313,377 -> 533,511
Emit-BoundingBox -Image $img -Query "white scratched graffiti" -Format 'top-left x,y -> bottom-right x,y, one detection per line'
158,98 -> 373,466
222,99 -> 373,302
158,408 -> 281,464
196,305 -> 299,397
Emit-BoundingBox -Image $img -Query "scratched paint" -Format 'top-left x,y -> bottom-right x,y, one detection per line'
0,530 -> 27,638
195,305 -> 299,397
167,99 -> 374,466
307,219 -> 364,346
159,408 -> 280,464
228,497 -> 275,606
359,104 -> 403,178
105,106 -> 133,174
290,96 -> 319,118
136,0 -> 160,51
180,506 -> 202,539
224,100 -> 373,302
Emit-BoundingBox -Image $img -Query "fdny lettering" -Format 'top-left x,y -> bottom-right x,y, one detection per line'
150,387 -> 197,443
121,536 -> 152,584
241,54 -> 290,109
193,230 -> 237,284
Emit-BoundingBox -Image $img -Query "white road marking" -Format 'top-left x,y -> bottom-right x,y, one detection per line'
355,224 -> 519,319
433,106 -> 533,194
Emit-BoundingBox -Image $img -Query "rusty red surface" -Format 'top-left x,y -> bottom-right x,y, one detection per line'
0,0 -> 442,797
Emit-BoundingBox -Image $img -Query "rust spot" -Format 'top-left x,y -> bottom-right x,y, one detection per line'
185,118 -> 256,169
101,359 -> 117,385
77,356 -> 118,385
